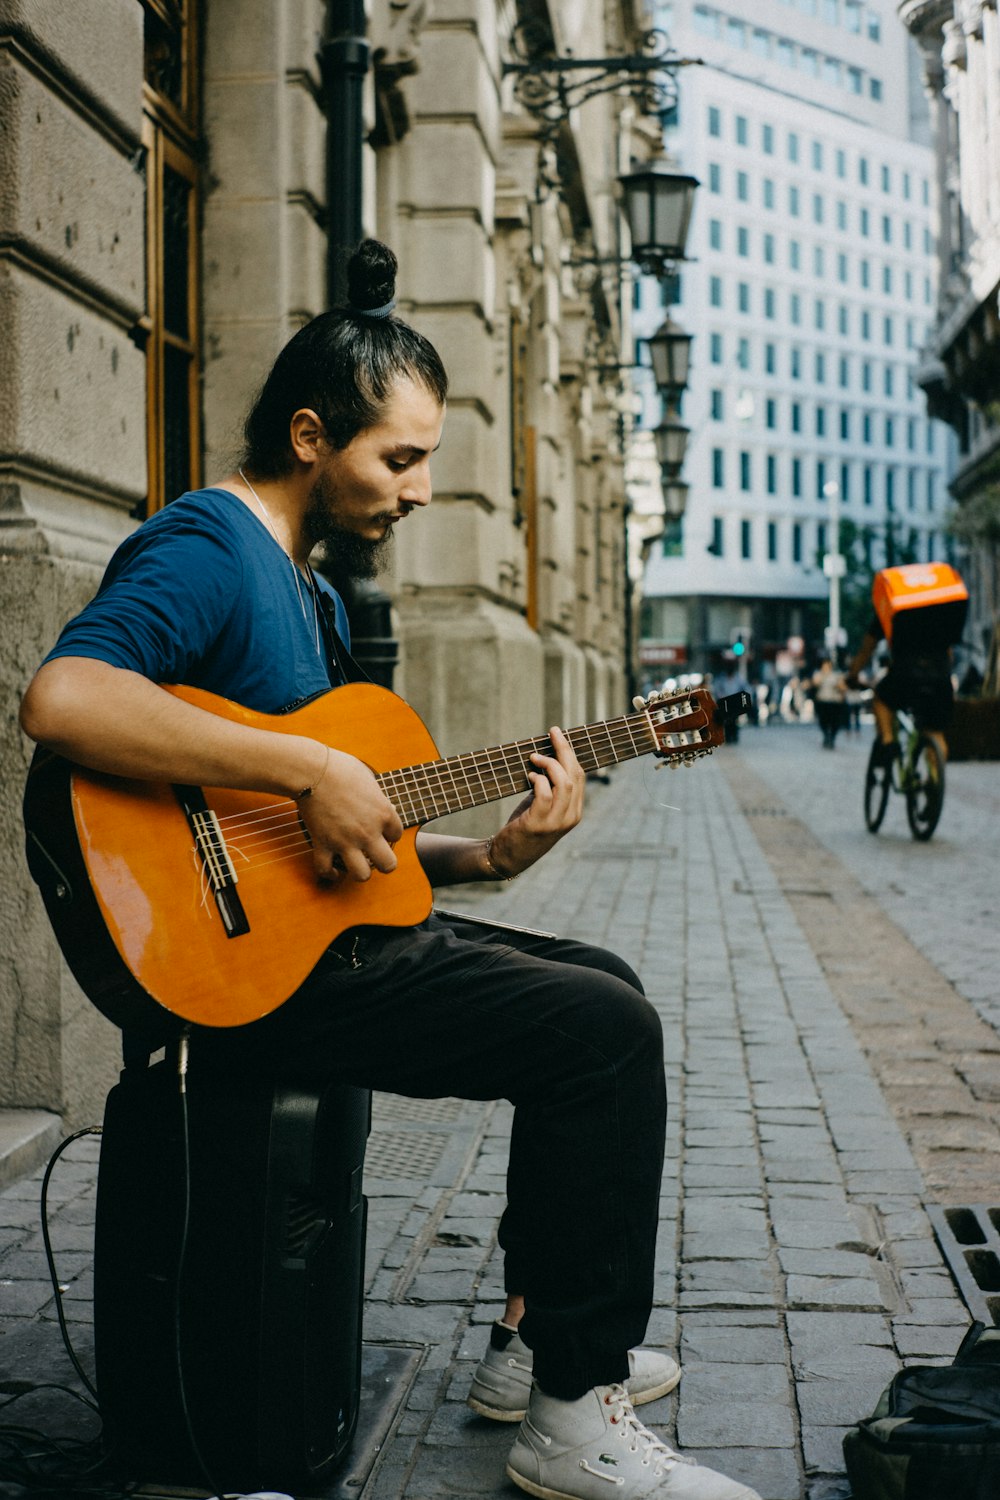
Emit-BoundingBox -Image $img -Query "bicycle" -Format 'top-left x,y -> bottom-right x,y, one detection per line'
863,706 -> 945,840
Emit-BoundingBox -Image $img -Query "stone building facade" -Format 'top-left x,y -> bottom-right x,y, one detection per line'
0,0 -> 658,1127
899,0 -> 1000,674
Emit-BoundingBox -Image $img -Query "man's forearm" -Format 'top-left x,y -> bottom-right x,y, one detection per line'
416,831 -> 499,886
20,657 -> 327,797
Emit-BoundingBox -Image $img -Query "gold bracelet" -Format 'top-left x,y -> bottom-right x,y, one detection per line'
484,835 -> 517,881
295,745 -> 331,801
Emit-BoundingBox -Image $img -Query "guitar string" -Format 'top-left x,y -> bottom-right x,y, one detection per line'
214,742 -> 716,872
205,749 -> 719,876
212,718 -> 711,839
204,703 -> 714,874
208,701 -> 704,833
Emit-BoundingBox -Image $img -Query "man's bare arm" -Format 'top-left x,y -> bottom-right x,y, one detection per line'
20,658 -> 402,882
416,725 -> 585,886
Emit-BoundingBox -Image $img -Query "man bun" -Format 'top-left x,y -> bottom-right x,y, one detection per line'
346,239 -> 397,313
242,237 -> 446,475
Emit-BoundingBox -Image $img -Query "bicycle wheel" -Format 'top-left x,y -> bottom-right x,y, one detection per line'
905,734 -> 945,841
864,739 -> 891,832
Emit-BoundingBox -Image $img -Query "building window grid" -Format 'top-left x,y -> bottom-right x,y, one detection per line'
692,10 -> 886,98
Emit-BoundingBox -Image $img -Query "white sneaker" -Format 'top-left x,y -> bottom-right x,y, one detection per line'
506,1383 -> 762,1500
467,1322 -> 681,1422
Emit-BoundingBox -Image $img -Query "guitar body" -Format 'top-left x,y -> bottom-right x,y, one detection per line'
24,678 -> 737,1035
24,683 -> 440,1032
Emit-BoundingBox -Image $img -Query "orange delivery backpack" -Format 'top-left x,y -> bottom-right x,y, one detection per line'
872,562 -> 968,654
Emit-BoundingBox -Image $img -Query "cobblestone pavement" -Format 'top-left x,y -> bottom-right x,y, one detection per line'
1,720 -> 997,1500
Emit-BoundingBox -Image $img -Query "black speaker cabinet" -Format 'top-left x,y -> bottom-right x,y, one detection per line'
94,1057 -> 370,1493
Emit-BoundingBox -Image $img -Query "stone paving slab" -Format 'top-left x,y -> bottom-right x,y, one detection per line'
0,725 -> 991,1499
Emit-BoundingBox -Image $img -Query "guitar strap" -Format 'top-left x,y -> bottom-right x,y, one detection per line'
316,590 -> 372,687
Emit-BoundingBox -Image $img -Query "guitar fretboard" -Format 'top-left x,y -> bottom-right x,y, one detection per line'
377,712 -> 661,828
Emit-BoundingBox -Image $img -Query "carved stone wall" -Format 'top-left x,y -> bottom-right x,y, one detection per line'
0,0 -> 645,1124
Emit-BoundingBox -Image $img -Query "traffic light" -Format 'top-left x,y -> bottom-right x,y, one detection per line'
730,628 -> 750,658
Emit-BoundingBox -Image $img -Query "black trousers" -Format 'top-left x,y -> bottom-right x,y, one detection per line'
194,911 -> 667,1400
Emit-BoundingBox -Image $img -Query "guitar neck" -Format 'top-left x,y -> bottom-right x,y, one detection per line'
377,713 -> 659,828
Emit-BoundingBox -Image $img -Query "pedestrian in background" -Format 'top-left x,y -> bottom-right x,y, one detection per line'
715,658 -> 750,744
812,657 -> 847,749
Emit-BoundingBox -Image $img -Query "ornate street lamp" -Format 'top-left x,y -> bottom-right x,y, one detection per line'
619,166 -> 699,275
647,316 -> 693,399
662,480 -> 689,520
653,411 -> 690,479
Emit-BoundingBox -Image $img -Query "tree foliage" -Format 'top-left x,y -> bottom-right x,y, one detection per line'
946,485 -> 1000,549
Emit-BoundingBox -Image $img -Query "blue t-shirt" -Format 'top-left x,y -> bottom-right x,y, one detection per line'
44,488 -> 351,715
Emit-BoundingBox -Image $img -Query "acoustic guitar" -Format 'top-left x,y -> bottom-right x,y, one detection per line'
24,681 -> 745,1033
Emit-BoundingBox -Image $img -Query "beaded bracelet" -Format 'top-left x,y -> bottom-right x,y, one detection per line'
484,835 -> 517,881
295,745 -> 331,801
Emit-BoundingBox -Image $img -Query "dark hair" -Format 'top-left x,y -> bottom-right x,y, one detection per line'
242,240 -> 448,477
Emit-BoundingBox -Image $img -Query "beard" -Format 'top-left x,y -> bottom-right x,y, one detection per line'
303,471 -> 395,580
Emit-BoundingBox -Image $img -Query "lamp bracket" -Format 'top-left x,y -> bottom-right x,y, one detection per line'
565,251 -> 681,278
504,24 -> 699,139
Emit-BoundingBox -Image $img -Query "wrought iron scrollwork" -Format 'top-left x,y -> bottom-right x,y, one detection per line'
504,24 -> 683,142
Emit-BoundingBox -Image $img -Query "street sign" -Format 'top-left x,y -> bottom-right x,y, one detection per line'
639,643 -> 688,666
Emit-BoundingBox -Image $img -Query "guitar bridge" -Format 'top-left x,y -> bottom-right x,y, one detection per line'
174,785 -> 251,938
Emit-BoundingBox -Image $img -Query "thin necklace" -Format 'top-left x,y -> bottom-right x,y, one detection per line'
238,467 -> 321,657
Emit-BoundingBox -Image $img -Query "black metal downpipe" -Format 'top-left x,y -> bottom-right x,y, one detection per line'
319,1 -> 369,305
317,3 -> 399,690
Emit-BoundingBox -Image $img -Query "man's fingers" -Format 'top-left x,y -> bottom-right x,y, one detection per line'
320,836 -> 398,883
368,837 -> 399,875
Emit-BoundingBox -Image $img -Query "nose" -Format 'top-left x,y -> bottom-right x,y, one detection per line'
401,458 -> 433,508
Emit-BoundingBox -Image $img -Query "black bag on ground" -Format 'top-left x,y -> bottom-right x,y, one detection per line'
843,1323 -> 1000,1499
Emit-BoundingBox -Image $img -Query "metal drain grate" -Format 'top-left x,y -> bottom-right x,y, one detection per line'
928,1205 -> 1000,1326
372,1093 -> 463,1124
366,1129 -> 448,1179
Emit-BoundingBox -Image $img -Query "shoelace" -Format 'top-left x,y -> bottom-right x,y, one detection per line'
601,1385 -> 696,1474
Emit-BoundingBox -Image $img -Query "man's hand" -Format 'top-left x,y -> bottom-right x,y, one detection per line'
488,725 -> 585,877
297,748 -> 403,883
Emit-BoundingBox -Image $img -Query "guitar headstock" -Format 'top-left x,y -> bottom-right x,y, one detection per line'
633,687 -> 740,766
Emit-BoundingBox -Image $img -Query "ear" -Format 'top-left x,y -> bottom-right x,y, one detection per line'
288,408 -> 325,467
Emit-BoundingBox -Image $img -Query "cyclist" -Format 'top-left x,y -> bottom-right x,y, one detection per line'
845,563 -> 967,768
845,616 -> 953,766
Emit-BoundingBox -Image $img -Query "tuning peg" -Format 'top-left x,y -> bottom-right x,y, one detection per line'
632,695 -> 648,711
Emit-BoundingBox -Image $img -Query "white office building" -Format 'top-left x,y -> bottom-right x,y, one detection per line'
637,0 -> 958,683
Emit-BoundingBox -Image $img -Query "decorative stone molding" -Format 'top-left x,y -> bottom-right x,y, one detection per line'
896,0 -> 953,40
369,0 -> 430,147
958,0 -> 986,37
942,18 -> 968,67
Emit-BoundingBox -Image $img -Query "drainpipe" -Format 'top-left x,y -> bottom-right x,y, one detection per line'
319,0 -> 369,306
317,3 -> 398,689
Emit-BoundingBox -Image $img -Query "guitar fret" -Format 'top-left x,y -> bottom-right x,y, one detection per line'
416,759 -> 449,819
464,754 -> 486,809
422,759 -> 454,819
446,753 -> 475,813
489,744 -> 524,797
478,748 -> 508,802
415,766 -> 447,821
377,697 -> 709,830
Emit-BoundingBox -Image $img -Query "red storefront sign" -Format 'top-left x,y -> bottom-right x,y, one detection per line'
639,644 -> 689,666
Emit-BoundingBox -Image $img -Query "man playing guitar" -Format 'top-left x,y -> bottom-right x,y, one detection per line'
20,239 -> 757,1500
